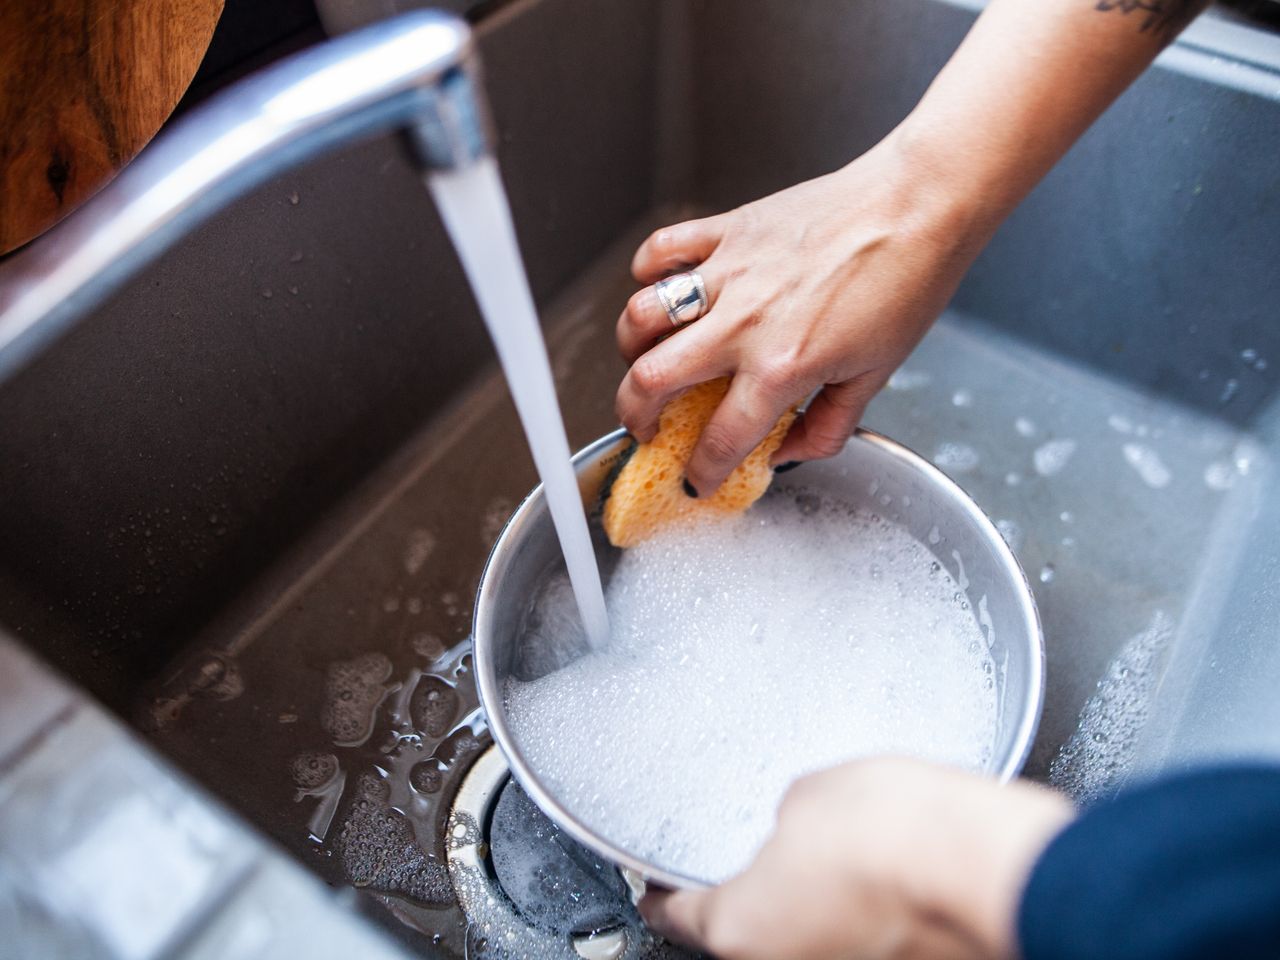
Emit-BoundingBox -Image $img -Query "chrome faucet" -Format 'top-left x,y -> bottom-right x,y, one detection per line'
0,11 -> 492,385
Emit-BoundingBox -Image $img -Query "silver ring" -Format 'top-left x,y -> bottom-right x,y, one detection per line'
653,271 -> 708,327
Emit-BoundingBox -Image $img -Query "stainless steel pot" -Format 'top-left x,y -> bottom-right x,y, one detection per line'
473,427 -> 1045,890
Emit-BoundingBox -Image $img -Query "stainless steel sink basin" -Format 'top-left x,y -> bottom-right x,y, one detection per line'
2,0 -> 1279,956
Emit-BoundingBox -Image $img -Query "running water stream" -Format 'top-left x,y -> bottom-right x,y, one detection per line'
427,159 -> 610,647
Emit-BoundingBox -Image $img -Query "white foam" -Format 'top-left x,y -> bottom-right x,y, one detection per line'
504,492 -> 999,884
1049,612 -> 1173,805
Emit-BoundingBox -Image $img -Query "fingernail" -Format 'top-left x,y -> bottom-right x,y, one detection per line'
681,478 -> 699,498
774,460 -> 802,474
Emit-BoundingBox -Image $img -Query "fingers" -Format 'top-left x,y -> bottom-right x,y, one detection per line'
615,286 -> 666,365
639,888 -> 712,951
615,261 -> 725,364
615,318 -> 731,442
685,372 -> 794,497
771,376 -> 881,465
631,214 -> 728,284
642,852 -> 817,960
642,862 -> 990,960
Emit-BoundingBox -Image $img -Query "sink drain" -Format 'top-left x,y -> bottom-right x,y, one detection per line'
446,746 -> 684,960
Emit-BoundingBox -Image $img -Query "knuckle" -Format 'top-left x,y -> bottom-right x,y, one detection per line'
755,356 -> 801,397
720,262 -> 749,285
831,379 -> 873,410
629,357 -> 667,397
779,771 -> 823,814
807,429 -> 848,459
698,420 -> 742,466
648,227 -> 680,258
778,765 -> 858,818
628,287 -> 655,317
728,306 -> 763,335
833,758 -> 912,806
864,755 -> 930,786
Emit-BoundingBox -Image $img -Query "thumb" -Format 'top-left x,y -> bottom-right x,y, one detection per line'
772,375 -> 880,465
639,887 -> 713,948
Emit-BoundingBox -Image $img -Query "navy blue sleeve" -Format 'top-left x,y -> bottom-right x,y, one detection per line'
1019,765 -> 1280,960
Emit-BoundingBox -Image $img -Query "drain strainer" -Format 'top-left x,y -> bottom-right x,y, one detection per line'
446,746 -> 685,960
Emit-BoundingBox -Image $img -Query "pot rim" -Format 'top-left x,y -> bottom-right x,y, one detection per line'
473,426 -> 1044,891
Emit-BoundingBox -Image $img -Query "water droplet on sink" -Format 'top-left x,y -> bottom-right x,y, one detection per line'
933,442 -> 979,473
1204,461 -> 1236,491
887,368 -> 931,391
1039,564 -> 1056,584
1122,444 -> 1171,489
1107,414 -> 1133,434
1033,439 -> 1076,476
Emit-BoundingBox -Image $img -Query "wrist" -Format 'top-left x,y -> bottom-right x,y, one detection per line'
835,120 -> 1003,274
883,108 -> 1020,251
940,779 -> 1075,958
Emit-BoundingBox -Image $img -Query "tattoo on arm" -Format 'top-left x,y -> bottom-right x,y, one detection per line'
1094,0 -> 1204,41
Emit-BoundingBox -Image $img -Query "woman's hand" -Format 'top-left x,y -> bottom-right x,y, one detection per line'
615,0 -> 1206,499
615,132 -> 990,497
639,758 -> 1074,960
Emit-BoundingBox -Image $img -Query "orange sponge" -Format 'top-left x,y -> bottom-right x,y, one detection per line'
603,377 -> 797,548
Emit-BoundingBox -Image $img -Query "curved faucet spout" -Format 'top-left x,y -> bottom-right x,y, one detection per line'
0,11 -> 492,385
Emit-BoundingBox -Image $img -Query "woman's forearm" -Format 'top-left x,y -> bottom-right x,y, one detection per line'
896,0 -> 1209,236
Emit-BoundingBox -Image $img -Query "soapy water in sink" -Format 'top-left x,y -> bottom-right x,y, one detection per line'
1049,611 -> 1173,805
504,488 -> 998,884
428,159 -> 609,647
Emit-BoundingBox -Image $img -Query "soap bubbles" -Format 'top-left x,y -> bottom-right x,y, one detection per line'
505,489 -> 999,884
320,652 -> 393,746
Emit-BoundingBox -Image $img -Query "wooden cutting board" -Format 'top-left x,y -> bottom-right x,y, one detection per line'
0,0 -> 223,255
